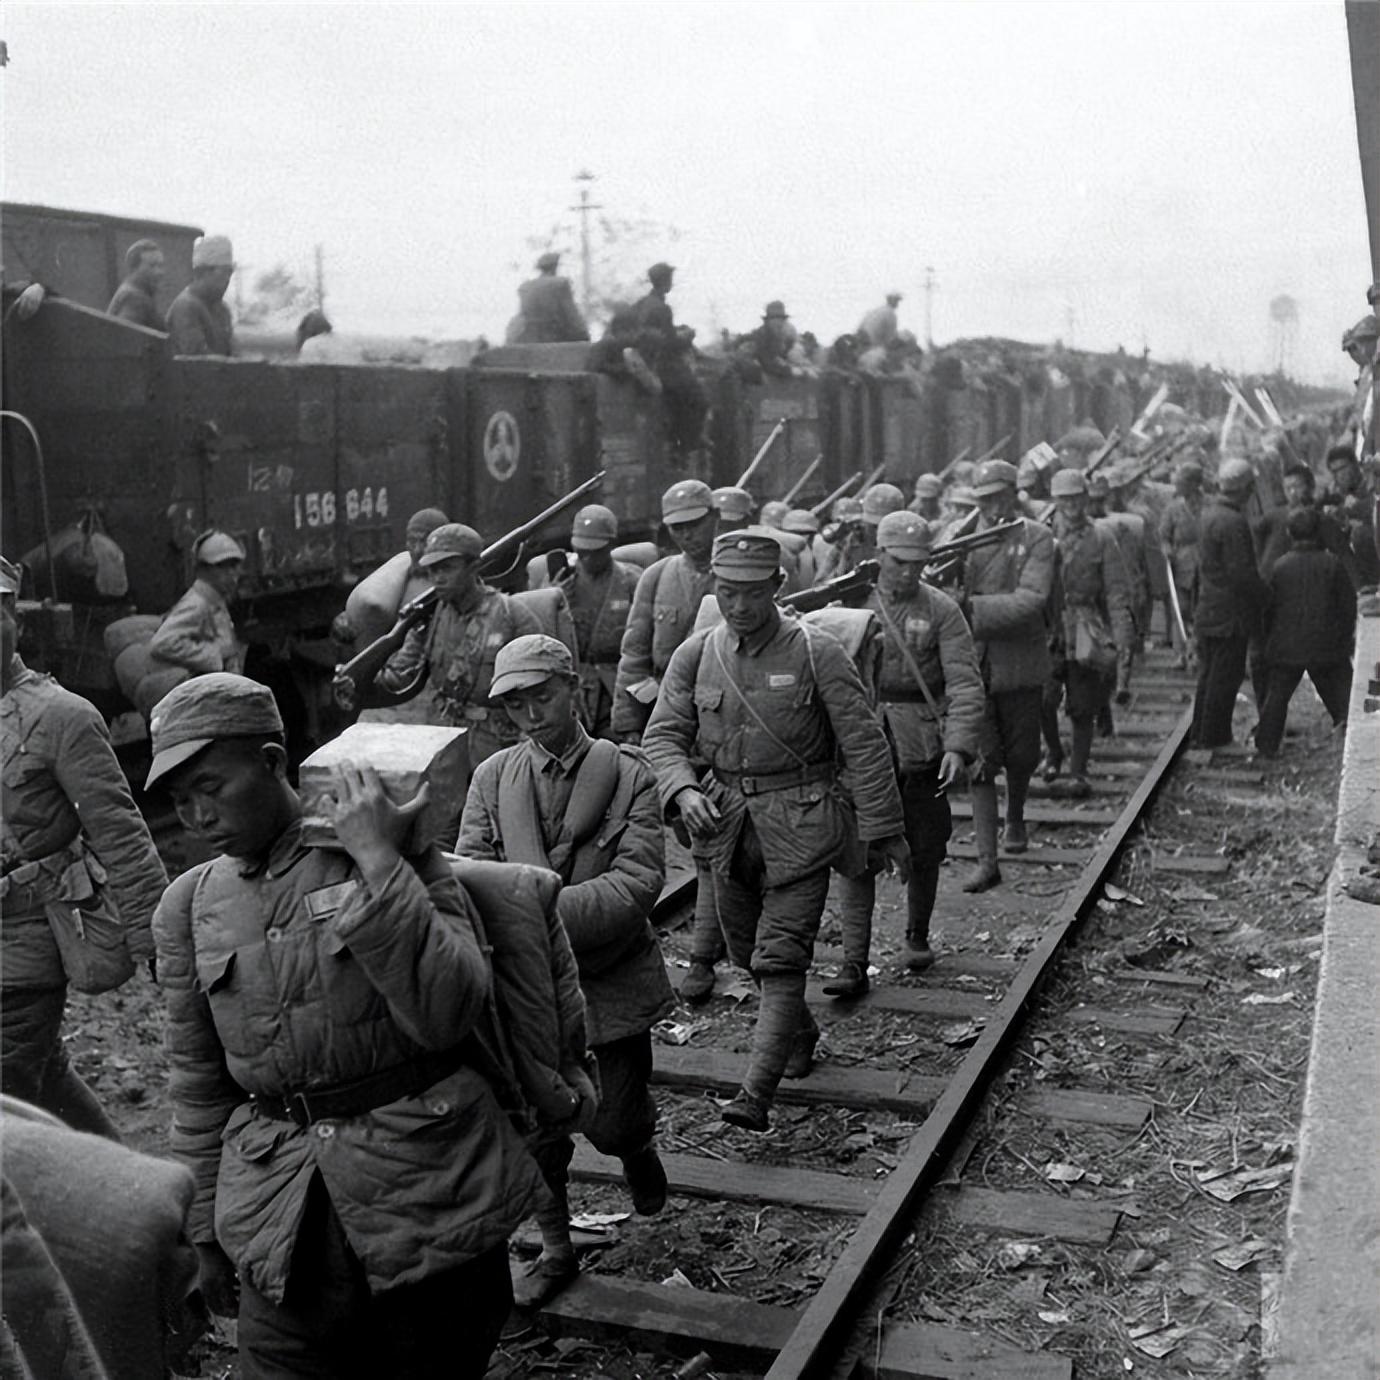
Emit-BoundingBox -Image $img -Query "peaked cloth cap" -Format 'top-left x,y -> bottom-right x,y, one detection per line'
861,483 -> 905,524
782,508 -> 820,534
876,511 -> 932,561
1050,469 -> 1088,497
490,634 -> 574,699
146,672 -> 283,788
971,460 -> 1019,496
418,523 -> 483,567
711,528 -> 782,581
570,504 -> 618,550
192,235 -> 234,269
711,487 -> 757,522
536,251 -> 561,271
913,474 -> 943,498
193,531 -> 245,565
661,480 -> 713,524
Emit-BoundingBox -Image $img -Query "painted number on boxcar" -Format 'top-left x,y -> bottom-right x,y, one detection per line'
292,488 -> 389,529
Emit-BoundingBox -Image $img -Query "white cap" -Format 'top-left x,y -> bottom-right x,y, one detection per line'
192,235 -> 235,269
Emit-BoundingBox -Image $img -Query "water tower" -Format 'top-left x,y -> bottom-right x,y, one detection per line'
1268,294 -> 1299,376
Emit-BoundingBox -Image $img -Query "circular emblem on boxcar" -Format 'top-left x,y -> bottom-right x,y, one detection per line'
483,411 -> 521,482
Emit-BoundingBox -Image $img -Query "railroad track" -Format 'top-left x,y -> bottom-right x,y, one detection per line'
524,650 -> 1220,1379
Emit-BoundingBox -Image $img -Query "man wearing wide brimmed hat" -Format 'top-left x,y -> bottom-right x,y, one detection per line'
642,529 -> 907,1133
146,672 -> 543,1371
751,300 -> 796,380
1,557 -> 167,1139
560,504 -> 640,739
457,634 -> 673,1303
166,234 -> 235,356
959,458 -> 1057,887
148,529 -> 246,678
514,249 -> 588,345
825,513 -> 985,995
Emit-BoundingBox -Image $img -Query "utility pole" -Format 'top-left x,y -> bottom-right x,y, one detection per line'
314,243 -> 326,311
569,169 -> 603,319
923,265 -> 936,347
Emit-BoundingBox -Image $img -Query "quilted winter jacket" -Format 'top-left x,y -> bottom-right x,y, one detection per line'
963,517 -> 1056,692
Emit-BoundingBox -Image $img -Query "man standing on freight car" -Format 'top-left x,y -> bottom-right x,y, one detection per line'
642,531 -> 908,1133
826,514 -> 984,993
106,238 -> 166,332
559,504 -> 640,739
515,252 -> 589,345
457,635 -> 673,1304
166,235 -> 235,357
148,530 -> 246,678
375,523 -> 542,770
957,460 -> 1056,890
149,674 -> 544,1376
632,263 -> 709,457
1191,458 -> 1268,751
1,558 -> 167,1138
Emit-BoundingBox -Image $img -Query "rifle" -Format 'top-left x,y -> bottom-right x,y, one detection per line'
735,418 -> 786,489
974,432 -> 1013,465
781,452 -> 824,505
923,517 -> 1024,583
333,470 -> 607,709
861,460 -> 888,490
934,445 -> 972,485
810,471 -> 863,518
1083,426 -> 1123,477
780,559 -> 880,614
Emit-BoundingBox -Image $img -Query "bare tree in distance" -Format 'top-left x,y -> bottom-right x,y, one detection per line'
236,263 -> 318,329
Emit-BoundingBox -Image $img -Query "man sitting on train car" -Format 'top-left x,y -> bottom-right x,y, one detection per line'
107,239 -> 165,332
750,302 -> 797,379
148,530 -> 246,678
632,263 -> 709,457
857,293 -> 902,349
514,252 -> 589,345
166,235 -> 235,357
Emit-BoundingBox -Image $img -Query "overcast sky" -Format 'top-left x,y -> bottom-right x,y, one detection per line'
2,1 -> 1371,384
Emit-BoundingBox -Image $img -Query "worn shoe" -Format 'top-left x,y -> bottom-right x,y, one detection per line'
783,1026 -> 819,1080
680,960 -> 716,1006
822,961 -> 869,999
1041,756 -> 1064,784
1065,775 -> 1092,799
962,861 -> 1002,893
1003,821 -> 1029,854
721,1089 -> 771,1133
621,1146 -> 668,1216
903,937 -> 935,971
512,1251 -> 579,1309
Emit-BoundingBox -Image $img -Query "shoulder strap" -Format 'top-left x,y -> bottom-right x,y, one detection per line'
495,752 -> 551,870
708,624 -> 813,771
872,595 -> 945,721
563,738 -> 622,846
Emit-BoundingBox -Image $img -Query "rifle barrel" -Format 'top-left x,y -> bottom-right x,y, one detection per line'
736,419 -> 786,489
974,432 -> 1013,465
781,452 -> 824,505
810,471 -> 863,517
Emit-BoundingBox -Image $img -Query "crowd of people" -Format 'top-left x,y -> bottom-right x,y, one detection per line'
2,264 -> 1376,1376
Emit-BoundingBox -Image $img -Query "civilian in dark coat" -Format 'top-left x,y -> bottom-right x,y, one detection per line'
1191,460 -> 1268,749
1254,507 -> 1355,757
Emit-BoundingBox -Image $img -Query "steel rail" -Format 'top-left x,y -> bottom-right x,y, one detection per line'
766,706 -> 1193,1380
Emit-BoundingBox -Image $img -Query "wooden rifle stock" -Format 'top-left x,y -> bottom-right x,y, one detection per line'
810,471 -> 863,518
1084,426 -> 1123,476
333,469 -> 608,709
780,559 -> 879,613
736,419 -> 786,489
781,452 -> 824,505
935,445 -> 972,484
974,433 -> 1013,465
923,516 -> 1023,582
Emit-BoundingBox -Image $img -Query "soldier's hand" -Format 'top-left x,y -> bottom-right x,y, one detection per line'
676,788 -> 721,840
332,763 -> 430,880
195,1242 -> 239,1318
937,752 -> 966,790
332,669 -> 358,712
869,834 -> 912,882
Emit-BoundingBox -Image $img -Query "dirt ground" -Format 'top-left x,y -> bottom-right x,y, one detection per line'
66,685 -> 1343,1379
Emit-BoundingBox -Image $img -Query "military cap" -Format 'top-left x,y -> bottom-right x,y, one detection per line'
876,511 -> 932,562
406,507 -> 450,539
1050,468 -> 1088,497
971,459 -> 1019,496
913,474 -> 943,499
763,301 -> 789,320
1101,463 -> 1134,490
711,528 -> 782,582
886,291 -> 903,304
536,251 -> 561,271
661,479 -> 713,524
948,485 -> 977,508
1368,282 -> 1380,307
490,633 -> 574,699
1173,461 -> 1204,484
193,530 -> 246,565
832,496 -> 864,522
782,508 -> 820,535
192,235 -> 235,269
1217,458 -> 1256,493
648,262 -> 675,284
1344,314 -> 1378,345
0,556 -> 22,596
146,672 -> 283,788
569,503 -> 618,550
759,500 -> 789,528
1085,471 -> 1110,498
418,523 -> 483,567
861,483 -> 905,525
712,486 -> 757,522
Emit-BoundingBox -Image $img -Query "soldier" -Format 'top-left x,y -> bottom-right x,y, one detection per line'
1097,466 -> 1151,706
632,264 -> 708,457
376,523 -> 542,769
1323,443 -> 1379,590
149,673 -> 544,1375
148,529 -> 246,678
957,460 -> 1056,889
1159,461 -> 1205,649
908,473 -> 944,524
1049,470 -> 1135,793
816,482 -> 904,582
456,635 -> 673,1303
751,302 -> 797,378
106,238 -> 165,331
1191,458 -> 1268,750
560,504 -> 639,740
166,234 -> 235,357
1,558 -> 167,1137
813,495 -> 862,579
712,486 -> 757,533
826,514 -> 984,994
1109,464 -> 1171,646
642,530 -> 908,1132
514,252 -> 589,345
783,509 -> 820,588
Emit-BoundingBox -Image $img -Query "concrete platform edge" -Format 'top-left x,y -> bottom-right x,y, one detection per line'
1268,613 -> 1380,1380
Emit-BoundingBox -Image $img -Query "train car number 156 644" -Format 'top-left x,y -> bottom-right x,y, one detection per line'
293,487 -> 389,529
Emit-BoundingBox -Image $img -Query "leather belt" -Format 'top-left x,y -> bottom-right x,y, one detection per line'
250,1047 -> 466,1127
715,762 -> 833,797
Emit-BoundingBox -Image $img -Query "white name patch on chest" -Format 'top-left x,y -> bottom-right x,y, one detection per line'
767,673 -> 796,688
